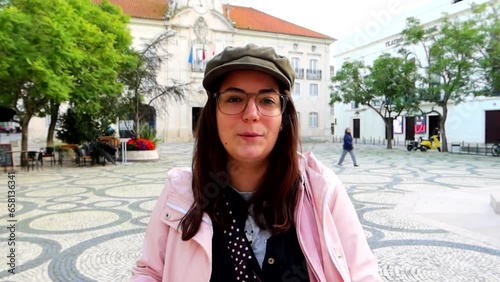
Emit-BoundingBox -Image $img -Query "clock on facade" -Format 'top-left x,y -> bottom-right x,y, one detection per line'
193,0 -> 211,14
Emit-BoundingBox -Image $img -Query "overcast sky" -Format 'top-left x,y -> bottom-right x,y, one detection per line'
226,0 -> 434,39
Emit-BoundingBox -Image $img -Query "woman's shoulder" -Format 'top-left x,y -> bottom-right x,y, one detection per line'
299,152 -> 343,190
163,167 -> 194,198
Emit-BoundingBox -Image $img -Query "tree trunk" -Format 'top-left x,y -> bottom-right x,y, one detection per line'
46,103 -> 60,147
385,119 -> 393,149
134,95 -> 140,138
20,115 -> 32,167
440,106 -> 448,152
134,110 -> 140,138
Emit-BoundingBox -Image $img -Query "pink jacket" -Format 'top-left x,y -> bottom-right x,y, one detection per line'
131,152 -> 382,282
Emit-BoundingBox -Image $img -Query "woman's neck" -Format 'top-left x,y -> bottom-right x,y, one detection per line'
227,159 -> 268,192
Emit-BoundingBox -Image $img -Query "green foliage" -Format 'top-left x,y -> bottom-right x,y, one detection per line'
56,108 -> 114,144
134,123 -> 162,145
0,0 -> 135,151
398,3 -> 496,152
330,54 -> 418,117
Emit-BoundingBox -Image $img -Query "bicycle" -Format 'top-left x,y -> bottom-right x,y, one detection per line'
492,141 -> 500,157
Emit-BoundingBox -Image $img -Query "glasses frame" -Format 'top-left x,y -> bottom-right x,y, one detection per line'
214,90 -> 289,117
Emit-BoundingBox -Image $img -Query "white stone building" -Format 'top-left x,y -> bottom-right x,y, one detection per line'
332,0 -> 499,145
23,0 -> 335,145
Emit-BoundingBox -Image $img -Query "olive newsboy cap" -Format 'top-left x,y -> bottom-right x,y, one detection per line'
202,44 -> 295,94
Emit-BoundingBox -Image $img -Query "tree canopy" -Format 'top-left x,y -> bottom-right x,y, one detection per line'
330,54 -> 417,149
398,2 -> 497,152
0,0 -> 135,151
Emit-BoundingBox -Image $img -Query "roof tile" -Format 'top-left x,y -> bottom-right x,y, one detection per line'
223,5 -> 333,40
94,0 -> 167,20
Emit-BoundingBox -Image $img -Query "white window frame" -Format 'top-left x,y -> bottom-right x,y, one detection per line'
308,112 -> 318,128
291,57 -> 300,71
309,83 -> 318,96
293,83 -> 301,96
309,59 -> 318,72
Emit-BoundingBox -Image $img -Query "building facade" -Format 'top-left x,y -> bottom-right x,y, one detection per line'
24,0 -> 335,144
332,0 -> 499,145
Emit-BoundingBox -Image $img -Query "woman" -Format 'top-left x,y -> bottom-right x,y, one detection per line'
131,44 -> 381,281
338,127 -> 359,167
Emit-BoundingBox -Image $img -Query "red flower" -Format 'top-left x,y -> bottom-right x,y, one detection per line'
127,138 -> 156,151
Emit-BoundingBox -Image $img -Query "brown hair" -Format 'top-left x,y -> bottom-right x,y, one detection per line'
179,88 -> 301,240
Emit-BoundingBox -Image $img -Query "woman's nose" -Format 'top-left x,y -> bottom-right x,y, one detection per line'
242,98 -> 259,121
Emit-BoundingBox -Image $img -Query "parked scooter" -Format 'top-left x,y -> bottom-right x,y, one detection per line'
407,135 -> 441,152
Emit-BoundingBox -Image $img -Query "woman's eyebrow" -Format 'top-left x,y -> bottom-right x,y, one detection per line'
220,87 -> 278,93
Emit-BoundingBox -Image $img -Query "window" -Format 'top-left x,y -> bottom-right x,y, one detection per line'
309,59 -> 318,71
293,83 -> 301,96
291,57 -> 303,79
307,59 -> 321,79
308,112 -> 318,128
309,83 -> 318,96
352,102 -> 359,109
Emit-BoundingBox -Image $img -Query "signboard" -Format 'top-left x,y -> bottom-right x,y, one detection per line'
393,116 -> 404,134
414,115 -> 427,134
0,143 -> 13,168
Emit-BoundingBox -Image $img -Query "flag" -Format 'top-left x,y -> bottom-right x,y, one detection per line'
188,45 -> 193,64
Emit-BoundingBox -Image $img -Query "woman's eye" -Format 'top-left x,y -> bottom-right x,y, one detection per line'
226,96 -> 243,103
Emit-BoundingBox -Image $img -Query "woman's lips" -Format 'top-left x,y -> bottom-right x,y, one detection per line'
239,132 -> 262,140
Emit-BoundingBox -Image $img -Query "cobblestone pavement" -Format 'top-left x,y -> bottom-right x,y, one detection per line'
1,142 -> 500,282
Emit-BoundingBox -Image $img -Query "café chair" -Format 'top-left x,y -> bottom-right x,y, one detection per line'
22,151 -> 40,172
39,147 -> 56,166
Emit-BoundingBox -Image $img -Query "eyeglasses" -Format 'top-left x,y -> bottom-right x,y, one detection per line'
215,90 -> 288,117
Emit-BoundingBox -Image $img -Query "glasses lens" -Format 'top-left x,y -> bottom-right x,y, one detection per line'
255,92 -> 284,117
217,91 -> 286,116
217,91 -> 247,115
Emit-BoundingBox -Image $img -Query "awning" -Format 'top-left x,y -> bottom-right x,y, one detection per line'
0,106 -> 16,122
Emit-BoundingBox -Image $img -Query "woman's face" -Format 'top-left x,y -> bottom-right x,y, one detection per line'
216,70 -> 282,165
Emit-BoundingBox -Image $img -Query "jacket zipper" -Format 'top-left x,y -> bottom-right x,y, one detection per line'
322,191 -> 348,282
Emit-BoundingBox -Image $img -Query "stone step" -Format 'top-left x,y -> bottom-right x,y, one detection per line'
491,193 -> 500,214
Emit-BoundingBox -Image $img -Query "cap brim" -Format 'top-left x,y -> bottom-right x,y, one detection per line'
203,60 -> 291,93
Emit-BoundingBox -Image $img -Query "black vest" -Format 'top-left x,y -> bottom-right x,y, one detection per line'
210,188 -> 310,282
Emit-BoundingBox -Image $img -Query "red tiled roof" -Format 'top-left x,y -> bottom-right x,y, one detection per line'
94,0 -> 167,20
94,1 -> 332,39
223,5 -> 333,40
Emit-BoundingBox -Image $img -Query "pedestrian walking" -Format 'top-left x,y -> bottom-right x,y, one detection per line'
131,44 -> 380,281
338,127 -> 359,167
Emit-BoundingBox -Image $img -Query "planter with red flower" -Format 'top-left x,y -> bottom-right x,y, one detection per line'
125,138 -> 159,161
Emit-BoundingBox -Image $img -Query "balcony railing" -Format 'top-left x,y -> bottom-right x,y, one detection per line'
294,68 -> 304,79
306,69 -> 322,80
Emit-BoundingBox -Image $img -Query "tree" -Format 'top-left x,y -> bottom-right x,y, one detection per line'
56,107 -> 114,145
119,30 -> 189,137
399,5 -> 490,152
45,0 -> 136,146
0,0 -> 134,156
330,54 -> 417,149
470,2 -> 500,96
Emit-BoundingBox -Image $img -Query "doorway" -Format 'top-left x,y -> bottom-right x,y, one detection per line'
485,110 -> 500,143
405,116 -> 415,141
353,118 -> 360,139
428,115 -> 440,137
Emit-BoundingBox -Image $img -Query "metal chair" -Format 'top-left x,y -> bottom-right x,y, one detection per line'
39,147 -> 56,166
22,151 -> 40,171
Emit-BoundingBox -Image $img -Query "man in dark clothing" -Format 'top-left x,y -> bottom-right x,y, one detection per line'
338,127 -> 359,167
